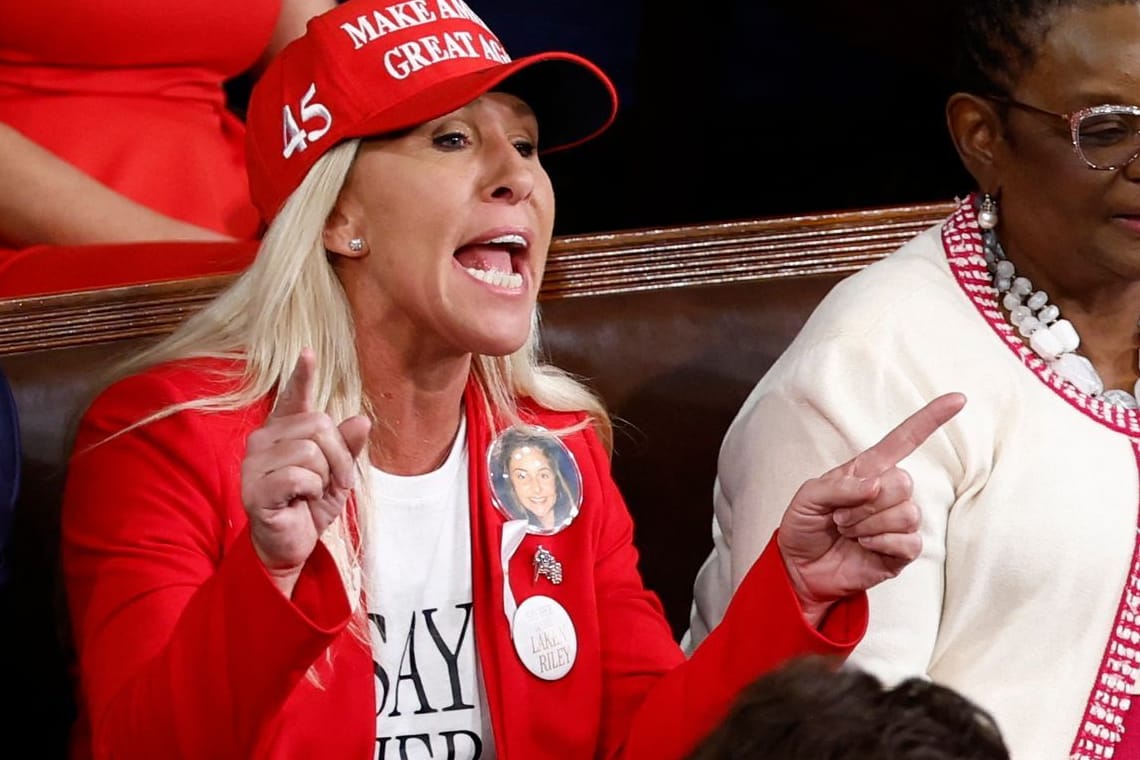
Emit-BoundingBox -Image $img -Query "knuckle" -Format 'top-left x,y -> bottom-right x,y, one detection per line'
895,468 -> 914,491
280,467 -> 316,497
881,467 -> 912,493
246,427 -> 271,450
899,502 -> 922,530
311,413 -> 337,435
298,437 -> 325,464
904,535 -> 924,560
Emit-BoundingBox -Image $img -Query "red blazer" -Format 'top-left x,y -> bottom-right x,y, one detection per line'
61,358 -> 867,760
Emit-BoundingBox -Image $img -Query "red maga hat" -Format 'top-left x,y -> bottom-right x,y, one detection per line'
245,0 -> 619,221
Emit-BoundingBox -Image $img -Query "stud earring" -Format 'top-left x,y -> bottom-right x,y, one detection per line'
348,237 -> 366,253
978,193 -> 999,230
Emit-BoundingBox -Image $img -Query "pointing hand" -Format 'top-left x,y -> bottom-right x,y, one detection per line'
776,392 -> 966,625
240,348 -> 371,597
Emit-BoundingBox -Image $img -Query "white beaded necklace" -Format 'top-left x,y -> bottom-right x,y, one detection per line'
981,226 -> 1140,409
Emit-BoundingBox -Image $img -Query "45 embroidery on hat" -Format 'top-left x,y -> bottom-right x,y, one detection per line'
248,0 -> 618,221
282,84 -> 332,159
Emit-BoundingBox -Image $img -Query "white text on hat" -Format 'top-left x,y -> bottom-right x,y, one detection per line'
339,0 -> 492,50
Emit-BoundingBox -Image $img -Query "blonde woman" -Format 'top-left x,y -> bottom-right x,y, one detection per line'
59,1 -> 964,758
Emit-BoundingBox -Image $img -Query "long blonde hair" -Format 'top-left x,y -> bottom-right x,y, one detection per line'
102,138 -> 611,618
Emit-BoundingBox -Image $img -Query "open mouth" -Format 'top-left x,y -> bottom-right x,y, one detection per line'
455,234 -> 526,289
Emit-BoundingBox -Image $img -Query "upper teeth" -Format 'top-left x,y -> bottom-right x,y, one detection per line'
486,234 -> 526,247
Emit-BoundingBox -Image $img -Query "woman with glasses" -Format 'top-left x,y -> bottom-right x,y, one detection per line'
685,2 -> 1140,759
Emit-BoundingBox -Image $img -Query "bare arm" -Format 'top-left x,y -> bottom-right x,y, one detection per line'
0,123 -> 233,247
0,2 -> 334,249
254,0 -> 339,74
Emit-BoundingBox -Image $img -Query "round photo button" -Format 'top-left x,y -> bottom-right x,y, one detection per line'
487,427 -> 582,535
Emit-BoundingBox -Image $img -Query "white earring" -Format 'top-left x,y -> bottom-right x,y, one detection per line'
978,193 -> 999,230
348,237 -> 365,253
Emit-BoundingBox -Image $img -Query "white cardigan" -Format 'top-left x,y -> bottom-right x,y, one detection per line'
685,203 -> 1140,760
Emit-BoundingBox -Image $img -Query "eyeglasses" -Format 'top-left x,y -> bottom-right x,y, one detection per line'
989,96 -> 1140,171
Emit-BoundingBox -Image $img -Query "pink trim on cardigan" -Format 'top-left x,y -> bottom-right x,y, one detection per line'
940,199 -> 1140,759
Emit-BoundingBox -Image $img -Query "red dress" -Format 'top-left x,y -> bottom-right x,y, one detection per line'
0,0 -> 280,239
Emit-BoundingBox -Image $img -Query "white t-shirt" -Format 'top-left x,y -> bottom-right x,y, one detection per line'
367,417 -> 496,759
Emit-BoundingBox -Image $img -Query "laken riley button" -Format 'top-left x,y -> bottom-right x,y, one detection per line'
511,595 -> 577,680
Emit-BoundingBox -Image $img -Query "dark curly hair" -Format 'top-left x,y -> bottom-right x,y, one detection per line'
686,655 -> 1010,760
954,0 -> 1135,95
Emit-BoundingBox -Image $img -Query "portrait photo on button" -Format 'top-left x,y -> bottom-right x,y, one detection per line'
488,427 -> 582,534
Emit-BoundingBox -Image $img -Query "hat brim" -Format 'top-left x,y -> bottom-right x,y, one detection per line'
348,51 -> 618,153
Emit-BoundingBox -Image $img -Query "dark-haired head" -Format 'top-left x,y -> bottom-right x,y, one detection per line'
954,0 -> 1137,95
685,656 -> 1010,760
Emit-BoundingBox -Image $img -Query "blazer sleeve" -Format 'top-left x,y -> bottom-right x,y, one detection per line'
61,370 -> 354,759
581,424 -> 868,760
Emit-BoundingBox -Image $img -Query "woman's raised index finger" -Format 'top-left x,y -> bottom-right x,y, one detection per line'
850,392 -> 966,478
272,348 -> 317,418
